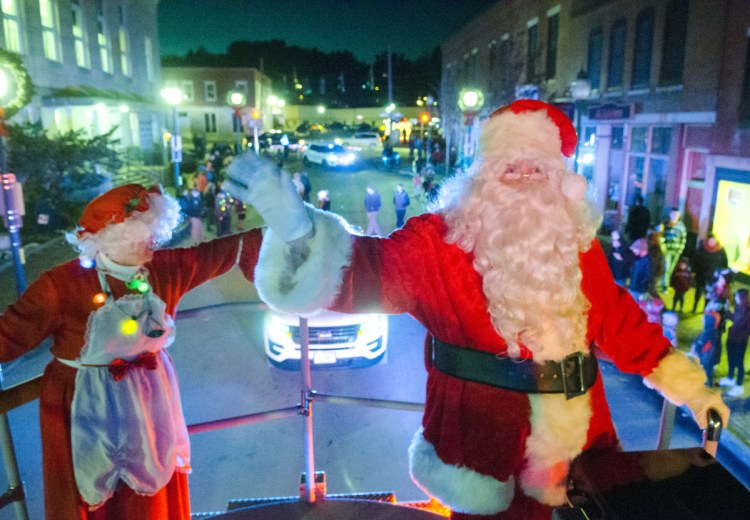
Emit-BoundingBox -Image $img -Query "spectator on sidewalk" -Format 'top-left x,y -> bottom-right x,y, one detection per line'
692,233 -> 729,313
299,170 -> 312,202
660,208 -> 687,291
364,185 -> 382,235
393,183 -> 410,228
720,288 -> 750,397
625,193 -> 651,243
215,188 -> 234,237
606,229 -> 633,287
183,185 -> 205,245
669,256 -> 693,312
628,238 -> 653,300
692,300 -> 725,386
317,190 -> 331,211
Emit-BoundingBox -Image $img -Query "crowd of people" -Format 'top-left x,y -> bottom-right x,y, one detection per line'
608,203 -> 749,398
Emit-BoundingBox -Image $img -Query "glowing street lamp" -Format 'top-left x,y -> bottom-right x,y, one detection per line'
227,90 -> 247,155
458,87 -> 484,168
161,86 -> 183,189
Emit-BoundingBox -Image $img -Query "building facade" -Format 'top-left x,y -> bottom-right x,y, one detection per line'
442,0 -> 750,279
0,0 -> 163,158
161,66 -> 272,147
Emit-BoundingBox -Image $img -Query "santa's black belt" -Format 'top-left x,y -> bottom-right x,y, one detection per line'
430,338 -> 598,400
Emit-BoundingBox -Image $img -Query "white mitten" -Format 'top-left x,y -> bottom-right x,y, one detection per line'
223,153 -> 312,243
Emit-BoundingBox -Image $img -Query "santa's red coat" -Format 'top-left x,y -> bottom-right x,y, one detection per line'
324,213 -> 672,519
0,231 -> 261,519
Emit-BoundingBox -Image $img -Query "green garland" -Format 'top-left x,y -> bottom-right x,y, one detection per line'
0,48 -> 33,118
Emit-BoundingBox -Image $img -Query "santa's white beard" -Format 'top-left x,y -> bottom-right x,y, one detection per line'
444,169 -> 599,361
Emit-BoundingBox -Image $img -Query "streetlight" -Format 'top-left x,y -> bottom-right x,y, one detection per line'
458,87 -> 485,169
161,86 -> 183,190
570,69 -> 592,172
227,90 -> 247,155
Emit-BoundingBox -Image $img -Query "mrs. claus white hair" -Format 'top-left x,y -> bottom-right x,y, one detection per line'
66,192 -> 182,264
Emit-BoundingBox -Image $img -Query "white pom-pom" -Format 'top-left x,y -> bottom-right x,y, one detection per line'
561,174 -> 586,201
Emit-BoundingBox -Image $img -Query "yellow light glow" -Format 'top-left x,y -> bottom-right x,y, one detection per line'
92,293 -> 107,305
121,319 -> 138,335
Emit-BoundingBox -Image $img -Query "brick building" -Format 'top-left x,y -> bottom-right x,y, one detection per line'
441,0 -> 750,279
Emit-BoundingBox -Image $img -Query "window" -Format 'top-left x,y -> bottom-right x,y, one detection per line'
632,8 -> 654,88
234,80 -> 248,96
587,27 -> 603,91
96,0 -> 112,73
204,81 -> 217,102
546,12 -> 559,80
527,18 -> 539,80
204,112 -> 217,133
118,5 -> 130,77
660,0 -> 688,85
627,126 -> 673,221
181,80 -> 194,101
71,0 -> 89,68
607,19 -> 626,89
1,0 -> 23,53
39,0 -> 62,62
144,36 -> 154,81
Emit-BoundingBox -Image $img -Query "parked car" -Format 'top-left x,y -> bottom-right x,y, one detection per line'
342,131 -> 382,151
264,309 -> 388,369
302,143 -> 357,168
253,131 -> 300,151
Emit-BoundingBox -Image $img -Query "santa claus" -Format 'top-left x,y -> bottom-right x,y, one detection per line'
0,184 -> 263,518
225,99 -> 729,519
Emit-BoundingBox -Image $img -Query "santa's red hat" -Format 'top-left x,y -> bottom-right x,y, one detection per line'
479,99 -> 577,160
78,184 -> 163,236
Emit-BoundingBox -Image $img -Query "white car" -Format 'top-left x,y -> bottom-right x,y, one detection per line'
264,309 -> 388,369
302,143 -> 357,168
342,132 -> 383,152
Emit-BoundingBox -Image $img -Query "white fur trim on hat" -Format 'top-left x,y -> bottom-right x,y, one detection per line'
408,428 -> 515,514
254,205 -> 353,315
479,109 -> 565,162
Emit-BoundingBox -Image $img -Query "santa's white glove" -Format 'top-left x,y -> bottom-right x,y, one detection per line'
223,152 -> 312,244
683,386 -> 730,431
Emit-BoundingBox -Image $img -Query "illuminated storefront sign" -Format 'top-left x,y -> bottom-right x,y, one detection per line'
712,168 -> 750,281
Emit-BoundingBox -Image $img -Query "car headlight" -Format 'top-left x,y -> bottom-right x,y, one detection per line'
358,315 -> 382,336
267,314 -> 292,338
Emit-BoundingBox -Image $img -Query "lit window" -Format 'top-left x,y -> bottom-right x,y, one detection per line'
71,0 -> 89,68
1,0 -> 23,53
181,81 -> 194,101
144,36 -> 154,81
96,1 -> 112,74
40,0 -> 62,62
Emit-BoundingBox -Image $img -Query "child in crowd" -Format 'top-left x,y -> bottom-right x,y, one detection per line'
691,300 -> 724,386
669,256 -> 693,312
607,229 -> 633,287
720,288 -> 750,397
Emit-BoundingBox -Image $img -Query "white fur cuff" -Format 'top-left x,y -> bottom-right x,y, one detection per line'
408,429 -> 515,515
254,206 -> 353,315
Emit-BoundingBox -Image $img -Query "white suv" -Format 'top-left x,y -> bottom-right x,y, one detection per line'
264,309 -> 388,369
343,132 -> 383,152
302,143 -> 357,168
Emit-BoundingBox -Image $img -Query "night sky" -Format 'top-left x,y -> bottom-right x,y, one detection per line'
157,0 -> 498,62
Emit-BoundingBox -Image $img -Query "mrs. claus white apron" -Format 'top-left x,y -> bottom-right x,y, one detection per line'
68,271 -> 190,509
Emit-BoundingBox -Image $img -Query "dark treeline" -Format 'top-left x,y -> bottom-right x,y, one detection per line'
162,40 -> 442,108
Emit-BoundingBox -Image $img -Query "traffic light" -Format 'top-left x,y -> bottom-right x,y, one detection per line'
420,112 -> 430,124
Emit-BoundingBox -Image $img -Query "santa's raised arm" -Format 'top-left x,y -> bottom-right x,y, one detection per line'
225,99 -> 728,520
